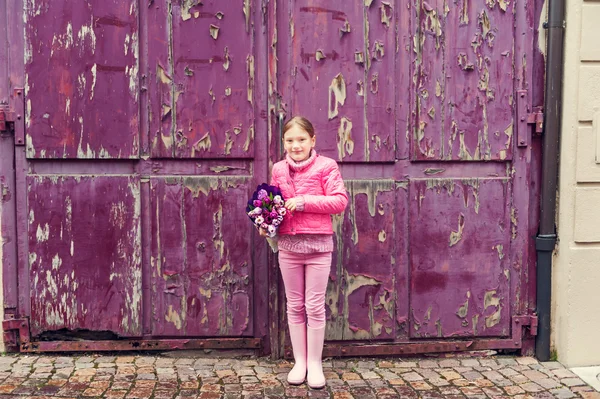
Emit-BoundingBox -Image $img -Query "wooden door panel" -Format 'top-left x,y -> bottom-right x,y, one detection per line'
408,178 -> 512,337
150,176 -> 253,336
28,175 -> 142,336
24,0 -> 140,159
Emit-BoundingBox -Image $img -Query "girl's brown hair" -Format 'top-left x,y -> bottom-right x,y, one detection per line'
283,116 -> 315,138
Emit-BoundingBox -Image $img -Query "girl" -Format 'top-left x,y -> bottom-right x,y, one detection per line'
267,116 -> 348,389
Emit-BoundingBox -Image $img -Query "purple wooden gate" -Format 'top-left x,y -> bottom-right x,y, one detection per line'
0,0 -> 543,355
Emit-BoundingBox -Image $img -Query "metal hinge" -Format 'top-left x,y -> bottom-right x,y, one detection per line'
528,107 -> 544,136
516,90 -> 544,147
514,314 -> 538,336
0,88 -> 25,145
0,105 -> 16,134
2,317 -> 31,351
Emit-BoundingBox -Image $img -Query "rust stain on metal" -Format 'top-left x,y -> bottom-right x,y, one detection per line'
328,73 -> 346,120
449,214 -> 465,247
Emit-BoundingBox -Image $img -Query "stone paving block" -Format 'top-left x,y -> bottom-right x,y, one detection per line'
482,370 -> 505,381
536,377 -> 562,389
402,372 -> 424,382
198,392 -> 223,399
222,375 -> 239,384
516,357 -> 538,365
580,392 -> 600,399
452,378 -> 472,387
440,359 -> 461,368
420,369 -> 441,379
553,368 -> 578,378
440,370 -> 462,380
429,377 -> 451,386
410,380 -> 433,390
104,389 -> 128,399
440,386 -> 462,395
509,374 -> 530,384
520,381 -> 543,392
550,387 -> 577,398
342,372 -> 360,381
473,378 -> 494,387
455,366 -> 474,373
361,371 -> 380,379
346,379 -> 368,387
395,361 -> 417,368
522,369 -> 547,380
394,385 -> 419,398
152,390 -> 175,399
561,377 -> 587,387
461,359 -> 480,367
332,392 -> 355,399
463,371 -> 484,381
82,387 -> 108,396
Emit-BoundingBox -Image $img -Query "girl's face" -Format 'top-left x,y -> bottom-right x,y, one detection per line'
283,124 -> 315,162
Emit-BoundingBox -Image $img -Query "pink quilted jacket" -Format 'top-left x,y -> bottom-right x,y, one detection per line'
271,154 -> 348,235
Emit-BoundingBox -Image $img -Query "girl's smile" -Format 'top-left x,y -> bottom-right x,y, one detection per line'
283,124 -> 316,162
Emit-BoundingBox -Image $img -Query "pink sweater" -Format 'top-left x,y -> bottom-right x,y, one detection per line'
271,150 -> 348,253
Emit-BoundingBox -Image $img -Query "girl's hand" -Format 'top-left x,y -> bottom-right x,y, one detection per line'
285,197 -> 298,212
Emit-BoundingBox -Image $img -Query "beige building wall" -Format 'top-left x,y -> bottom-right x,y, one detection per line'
553,0 -> 600,367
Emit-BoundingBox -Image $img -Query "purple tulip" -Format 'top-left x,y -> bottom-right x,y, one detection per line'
253,200 -> 262,207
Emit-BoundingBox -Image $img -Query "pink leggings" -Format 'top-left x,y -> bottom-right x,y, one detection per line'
278,250 -> 332,328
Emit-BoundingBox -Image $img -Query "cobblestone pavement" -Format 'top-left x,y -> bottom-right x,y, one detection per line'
0,354 -> 597,399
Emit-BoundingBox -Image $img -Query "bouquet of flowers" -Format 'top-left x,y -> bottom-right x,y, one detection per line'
246,183 -> 287,252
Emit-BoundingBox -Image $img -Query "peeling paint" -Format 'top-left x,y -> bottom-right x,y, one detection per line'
246,55 -> 254,104
449,214 -> 465,247
209,24 -> 220,40
243,0 -> 251,32
328,73 -> 346,120
484,290 -> 501,328
337,117 -> 354,160
457,291 -> 471,318
223,47 -> 230,71
380,2 -> 392,27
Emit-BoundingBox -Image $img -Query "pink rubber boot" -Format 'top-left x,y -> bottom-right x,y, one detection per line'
287,323 -> 307,385
306,325 -> 326,389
